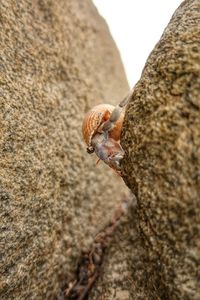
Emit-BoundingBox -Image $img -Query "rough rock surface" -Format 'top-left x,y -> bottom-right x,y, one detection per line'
0,1 -> 129,299
90,0 -> 200,299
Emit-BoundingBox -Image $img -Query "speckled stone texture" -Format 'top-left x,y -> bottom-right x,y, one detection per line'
122,0 -> 199,299
90,0 -> 200,299
0,1 -> 129,299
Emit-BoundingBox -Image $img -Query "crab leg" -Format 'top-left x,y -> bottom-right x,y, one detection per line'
102,91 -> 131,135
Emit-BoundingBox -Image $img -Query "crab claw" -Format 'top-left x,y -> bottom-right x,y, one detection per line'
91,134 -> 124,173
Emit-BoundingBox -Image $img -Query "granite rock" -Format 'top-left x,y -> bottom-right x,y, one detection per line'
0,1 -> 129,299
90,0 -> 200,299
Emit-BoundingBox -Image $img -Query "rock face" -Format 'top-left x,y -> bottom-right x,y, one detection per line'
0,1 -> 129,299
90,1 -> 200,299
121,0 -> 200,299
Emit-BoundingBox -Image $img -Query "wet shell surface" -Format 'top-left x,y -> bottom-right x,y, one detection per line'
82,104 -> 124,147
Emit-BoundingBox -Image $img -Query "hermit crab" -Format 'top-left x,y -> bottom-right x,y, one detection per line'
82,94 -> 130,175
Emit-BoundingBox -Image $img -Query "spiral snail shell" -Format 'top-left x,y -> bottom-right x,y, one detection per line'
82,104 -> 124,149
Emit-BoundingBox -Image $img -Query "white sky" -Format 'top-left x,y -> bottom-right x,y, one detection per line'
93,0 -> 183,87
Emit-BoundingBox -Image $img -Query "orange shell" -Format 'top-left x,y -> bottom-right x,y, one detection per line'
82,104 -> 124,147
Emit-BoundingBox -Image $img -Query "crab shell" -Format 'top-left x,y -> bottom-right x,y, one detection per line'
82,104 -> 124,148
